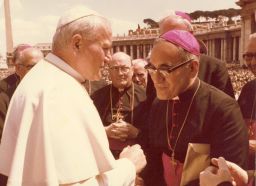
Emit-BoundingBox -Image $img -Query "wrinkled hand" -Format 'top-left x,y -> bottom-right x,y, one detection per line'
211,157 -> 248,186
105,121 -> 140,141
249,140 -> 256,151
105,121 -> 128,141
125,122 -> 140,139
119,144 -> 147,173
200,157 -> 234,186
135,175 -> 144,186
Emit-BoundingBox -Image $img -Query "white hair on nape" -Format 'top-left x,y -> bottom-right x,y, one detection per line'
249,32 -> 256,40
52,6 -> 110,51
157,10 -> 176,23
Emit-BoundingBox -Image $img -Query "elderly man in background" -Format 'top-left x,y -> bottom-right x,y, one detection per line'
145,29 -> 248,186
0,6 -> 146,186
132,58 -> 148,89
92,52 -> 147,158
0,45 -> 43,141
238,33 -> 256,170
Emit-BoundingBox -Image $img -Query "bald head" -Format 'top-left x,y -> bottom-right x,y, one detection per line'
246,33 -> 256,52
109,52 -> 133,89
110,52 -> 132,67
16,47 -> 44,79
159,14 -> 193,35
12,44 -> 32,64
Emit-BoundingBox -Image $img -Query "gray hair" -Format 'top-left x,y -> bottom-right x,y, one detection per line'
16,47 -> 44,64
159,15 -> 193,34
52,15 -> 111,51
249,32 -> 256,41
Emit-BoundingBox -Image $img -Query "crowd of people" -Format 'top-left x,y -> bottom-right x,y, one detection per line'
0,6 -> 254,186
227,64 -> 255,99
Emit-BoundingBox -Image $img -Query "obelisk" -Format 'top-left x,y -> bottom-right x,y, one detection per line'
4,0 -> 13,65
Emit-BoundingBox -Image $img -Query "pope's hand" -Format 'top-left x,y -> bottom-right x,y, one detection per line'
119,144 -> 147,173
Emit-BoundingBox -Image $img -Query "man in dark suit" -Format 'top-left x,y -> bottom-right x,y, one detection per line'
238,33 -> 256,170
0,45 -> 43,141
92,52 -> 147,158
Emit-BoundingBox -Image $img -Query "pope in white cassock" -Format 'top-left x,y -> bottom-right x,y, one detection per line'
0,6 -> 146,186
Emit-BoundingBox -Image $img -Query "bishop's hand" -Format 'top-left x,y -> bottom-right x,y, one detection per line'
105,120 -> 128,141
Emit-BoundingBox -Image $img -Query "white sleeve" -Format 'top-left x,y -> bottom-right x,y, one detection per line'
99,158 -> 136,186
63,158 -> 136,186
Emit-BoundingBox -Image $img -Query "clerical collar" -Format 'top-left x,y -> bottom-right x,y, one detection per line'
112,83 -> 132,93
45,53 -> 85,83
178,78 -> 200,102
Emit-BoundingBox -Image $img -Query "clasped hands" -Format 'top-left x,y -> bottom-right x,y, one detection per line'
105,120 -> 139,141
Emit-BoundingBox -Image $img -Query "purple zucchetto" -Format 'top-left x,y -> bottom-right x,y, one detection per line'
160,29 -> 200,56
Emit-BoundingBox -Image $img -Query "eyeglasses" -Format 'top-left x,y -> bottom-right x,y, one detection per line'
145,59 -> 193,77
109,66 -> 131,73
18,63 -> 36,70
243,52 -> 256,61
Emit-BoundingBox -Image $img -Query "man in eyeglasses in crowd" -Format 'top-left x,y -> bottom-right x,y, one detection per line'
0,45 -> 43,141
92,52 -> 147,159
144,29 -> 248,186
238,32 -> 256,170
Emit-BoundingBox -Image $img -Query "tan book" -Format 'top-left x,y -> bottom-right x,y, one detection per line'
180,143 -> 210,186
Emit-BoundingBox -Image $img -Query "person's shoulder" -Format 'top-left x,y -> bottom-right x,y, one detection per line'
90,79 -> 108,91
243,79 -> 256,88
200,54 -> 221,63
200,81 -> 235,102
200,54 -> 226,67
133,83 -> 146,101
90,83 -> 110,99
133,83 -> 146,94
0,73 -> 18,92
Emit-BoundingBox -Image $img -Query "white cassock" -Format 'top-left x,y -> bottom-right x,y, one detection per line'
0,53 -> 135,186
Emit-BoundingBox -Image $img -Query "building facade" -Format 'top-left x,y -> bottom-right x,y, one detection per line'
236,0 -> 256,60
33,1 -> 255,65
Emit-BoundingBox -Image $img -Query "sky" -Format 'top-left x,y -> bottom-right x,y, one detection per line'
0,0 -> 240,57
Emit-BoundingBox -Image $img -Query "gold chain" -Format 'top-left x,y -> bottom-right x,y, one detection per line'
110,83 -> 134,124
165,80 -> 201,160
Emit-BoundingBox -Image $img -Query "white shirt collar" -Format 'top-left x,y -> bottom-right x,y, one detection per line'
45,53 -> 85,83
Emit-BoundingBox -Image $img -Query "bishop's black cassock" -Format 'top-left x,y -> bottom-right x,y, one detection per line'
145,79 -> 248,186
91,83 -> 147,155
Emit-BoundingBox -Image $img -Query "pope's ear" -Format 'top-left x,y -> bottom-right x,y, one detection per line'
71,34 -> 83,50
